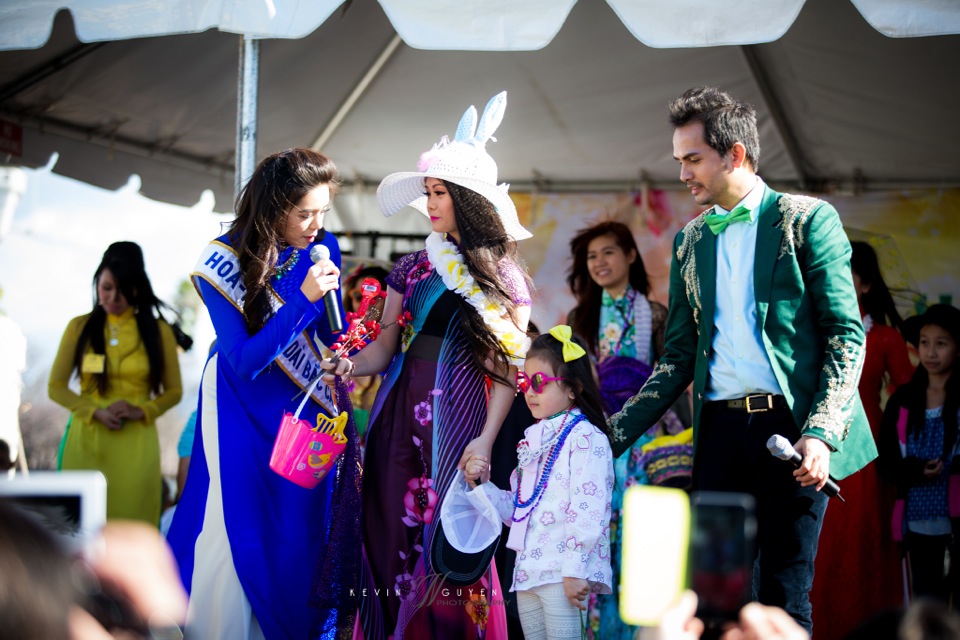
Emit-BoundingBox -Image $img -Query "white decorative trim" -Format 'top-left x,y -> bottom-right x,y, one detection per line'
806,336 -> 866,442
424,232 -> 530,364
776,194 -> 823,259
676,215 -> 707,326
607,362 -> 676,439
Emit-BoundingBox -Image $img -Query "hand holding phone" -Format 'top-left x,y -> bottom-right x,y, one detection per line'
923,458 -> 944,479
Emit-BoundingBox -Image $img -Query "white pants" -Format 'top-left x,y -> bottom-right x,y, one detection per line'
184,357 -> 264,640
517,583 -> 583,640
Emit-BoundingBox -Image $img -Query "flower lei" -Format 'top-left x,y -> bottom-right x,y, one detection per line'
424,232 -> 530,364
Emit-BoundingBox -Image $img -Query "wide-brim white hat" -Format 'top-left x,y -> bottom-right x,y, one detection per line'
439,474 -> 502,554
376,91 -> 532,242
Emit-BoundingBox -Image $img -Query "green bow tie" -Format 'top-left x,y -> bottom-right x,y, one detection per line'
705,204 -> 752,235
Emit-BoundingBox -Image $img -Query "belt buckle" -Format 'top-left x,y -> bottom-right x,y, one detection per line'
745,394 -> 772,413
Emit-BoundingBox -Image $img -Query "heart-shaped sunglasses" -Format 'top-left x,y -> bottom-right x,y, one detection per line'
516,371 -> 565,394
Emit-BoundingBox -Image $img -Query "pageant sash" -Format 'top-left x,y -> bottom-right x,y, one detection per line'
192,240 -> 337,416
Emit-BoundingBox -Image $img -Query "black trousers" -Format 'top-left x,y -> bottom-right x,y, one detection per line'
694,402 -> 830,634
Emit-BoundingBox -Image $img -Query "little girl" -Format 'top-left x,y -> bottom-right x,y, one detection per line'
878,304 -> 960,603
463,325 -> 614,640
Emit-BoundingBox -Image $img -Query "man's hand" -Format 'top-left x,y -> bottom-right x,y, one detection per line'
792,436 -> 831,491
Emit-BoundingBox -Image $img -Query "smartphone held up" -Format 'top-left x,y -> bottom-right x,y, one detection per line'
619,486 -> 756,628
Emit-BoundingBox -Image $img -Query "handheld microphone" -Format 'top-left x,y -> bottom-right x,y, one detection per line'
766,434 -> 843,501
309,244 -> 343,333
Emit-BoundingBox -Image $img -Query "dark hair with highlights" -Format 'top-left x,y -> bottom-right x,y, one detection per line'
526,331 -> 608,439
73,241 -> 173,395
443,180 -> 532,385
668,86 -> 760,171
567,220 -> 649,357
230,148 -> 341,334
850,241 -> 903,330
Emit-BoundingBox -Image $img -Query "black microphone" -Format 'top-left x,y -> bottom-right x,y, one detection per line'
766,434 -> 844,501
309,244 -> 343,333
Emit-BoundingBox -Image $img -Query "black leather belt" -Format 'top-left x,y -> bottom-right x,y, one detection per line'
722,394 -> 788,413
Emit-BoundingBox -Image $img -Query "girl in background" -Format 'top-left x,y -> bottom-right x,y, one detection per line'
567,220 -> 687,639
342,264 -> 390,441
464,327 -> 614,640
850,240 -> 915,428
811,241 -> 915,638
879,304 -> 960,604
50,240 -> 182,525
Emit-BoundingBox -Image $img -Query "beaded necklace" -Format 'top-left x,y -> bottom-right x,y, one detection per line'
512,409 -> 587,522
273,247 -> 300,280
516,407 -> 569,468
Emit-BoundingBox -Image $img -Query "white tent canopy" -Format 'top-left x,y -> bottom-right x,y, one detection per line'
1,0 -> 959,211
3,0 -> 957,49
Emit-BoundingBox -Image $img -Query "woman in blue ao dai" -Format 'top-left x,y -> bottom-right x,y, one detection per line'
167,149 -> 361,640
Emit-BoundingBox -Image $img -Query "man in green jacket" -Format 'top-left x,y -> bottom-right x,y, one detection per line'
609,86 -> 876,632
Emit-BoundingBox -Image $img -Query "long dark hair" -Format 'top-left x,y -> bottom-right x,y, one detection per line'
443,180 -> 532,385
850,241 -> 903,330
527,331 -> 608,440
902,313 -> 960,440
230,148 -> 341,334
902,360 -> 959,444
72,242 -> 169,395
567,221 -> 649,357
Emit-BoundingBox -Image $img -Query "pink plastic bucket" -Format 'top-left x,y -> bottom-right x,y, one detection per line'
269,412 -> 347,489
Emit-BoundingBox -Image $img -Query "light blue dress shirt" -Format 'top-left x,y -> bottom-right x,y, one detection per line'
704,177 -> 784,401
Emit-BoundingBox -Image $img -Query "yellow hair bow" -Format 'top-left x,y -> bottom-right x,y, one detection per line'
548,325 -> 587,362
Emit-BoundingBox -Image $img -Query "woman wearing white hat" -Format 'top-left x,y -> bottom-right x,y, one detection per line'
323,92 -> 531,640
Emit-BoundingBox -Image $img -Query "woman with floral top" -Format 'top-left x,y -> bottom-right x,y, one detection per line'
322,92 -> 531,640
567,220 -> 687,640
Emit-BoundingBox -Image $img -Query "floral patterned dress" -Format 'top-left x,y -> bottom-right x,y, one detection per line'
356,250 -> 529,640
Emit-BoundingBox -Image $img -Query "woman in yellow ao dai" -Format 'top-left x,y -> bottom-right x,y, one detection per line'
49,242 -> 182,525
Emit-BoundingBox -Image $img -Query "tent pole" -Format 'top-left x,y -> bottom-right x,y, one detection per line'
740,45 -> 811,191
236,35 -> 260,200
311,34 -> 403,150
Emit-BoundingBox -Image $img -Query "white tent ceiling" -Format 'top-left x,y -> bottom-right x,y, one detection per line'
1,0 -> 959,210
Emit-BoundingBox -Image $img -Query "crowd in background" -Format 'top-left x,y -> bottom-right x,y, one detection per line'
1,85 -> 959,640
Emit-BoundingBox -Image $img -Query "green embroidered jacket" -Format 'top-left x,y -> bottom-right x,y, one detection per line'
608,186 -> 877,480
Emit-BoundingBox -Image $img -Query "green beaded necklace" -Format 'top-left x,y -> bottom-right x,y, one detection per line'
273,248 -> 300,280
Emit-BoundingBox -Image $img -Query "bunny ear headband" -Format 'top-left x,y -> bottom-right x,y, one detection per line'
376,92 -> 531,241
